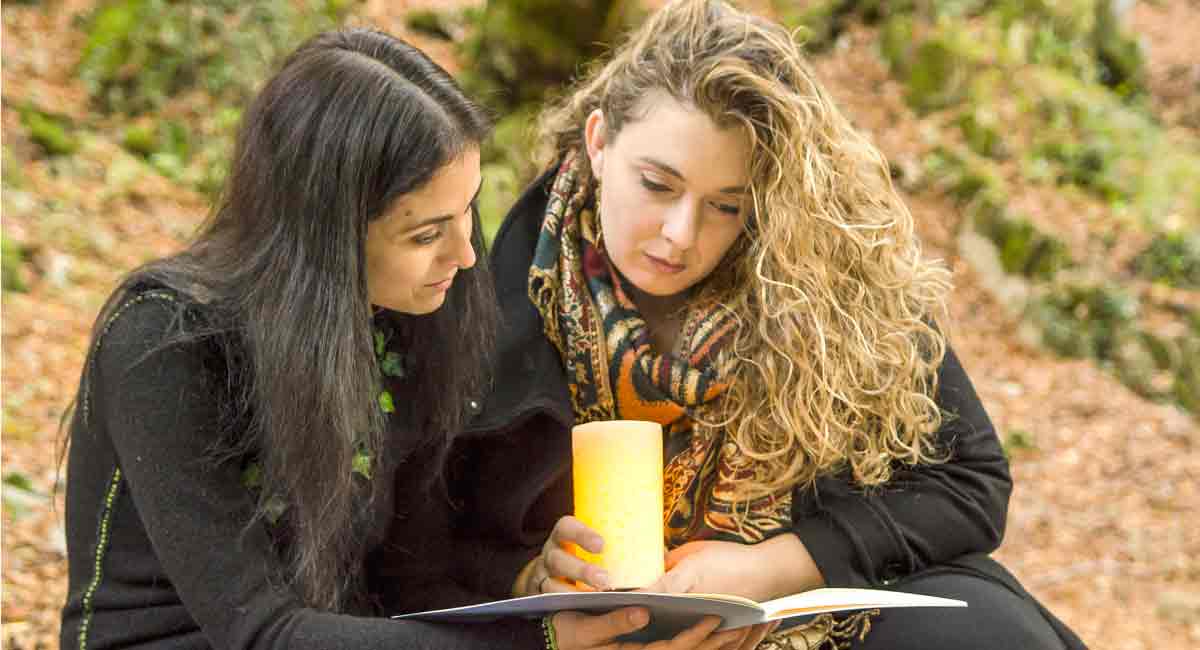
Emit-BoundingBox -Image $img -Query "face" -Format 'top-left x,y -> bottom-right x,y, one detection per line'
365,148 -> 482,315
585,94 -> 751,306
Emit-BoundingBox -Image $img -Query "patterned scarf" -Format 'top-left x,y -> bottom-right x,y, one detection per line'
528,154 -> 875,649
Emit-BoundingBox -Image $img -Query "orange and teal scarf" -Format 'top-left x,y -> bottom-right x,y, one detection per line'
528,153 -> 792,546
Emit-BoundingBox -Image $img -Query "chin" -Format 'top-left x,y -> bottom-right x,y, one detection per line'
381,295 -> 446,316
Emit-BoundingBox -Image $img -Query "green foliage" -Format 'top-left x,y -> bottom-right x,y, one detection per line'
1132,233 -> 1200,288
76,0 -> 348,195
479,106 -> 541,240
122,119 -> 192,181
902,26 -> 986,113
2,235 -> 30,294
20,105 -> 79,156
456,0 -> 642,114
1020,68 -> 1200,224
405,9 -> 456,41
1031,281 -> 1138,358
1029,282 -> 1198,410
3,145 -> 25,189
78,0 -> 347,114
1002,428 -> 1037,456
2,471 -> 47,520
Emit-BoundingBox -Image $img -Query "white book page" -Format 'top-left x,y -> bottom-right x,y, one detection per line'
760,587 -> 967,621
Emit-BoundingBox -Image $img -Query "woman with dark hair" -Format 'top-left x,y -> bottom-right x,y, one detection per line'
57,28 -> 738,650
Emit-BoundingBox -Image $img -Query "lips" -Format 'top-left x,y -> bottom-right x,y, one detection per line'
644,253 -> 685,274
427,276 -> 455,291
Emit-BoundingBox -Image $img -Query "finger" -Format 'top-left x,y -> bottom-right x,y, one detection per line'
692,626 -> 746,650
551,516 -> 605,554
739,623 -> 772,650
555,607 -> 649,648
545,545 -> 611,590
540,576 -> 588,593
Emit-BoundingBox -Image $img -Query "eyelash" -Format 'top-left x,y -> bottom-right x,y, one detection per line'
413,231 -> 441,245
640,177 -> 740,216
411,200 -> 477,246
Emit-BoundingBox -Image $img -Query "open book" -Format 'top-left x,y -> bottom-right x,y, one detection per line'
393,588 -> 966,641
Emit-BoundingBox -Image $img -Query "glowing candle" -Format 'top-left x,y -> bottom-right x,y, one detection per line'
572,420 -> 665,590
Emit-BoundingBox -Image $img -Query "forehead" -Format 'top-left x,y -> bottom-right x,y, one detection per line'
611,94 -> 751,187
381,148 -> 481,226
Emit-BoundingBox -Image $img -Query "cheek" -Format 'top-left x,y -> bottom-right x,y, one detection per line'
699,223 -> 744,267
601,195 -> 658,250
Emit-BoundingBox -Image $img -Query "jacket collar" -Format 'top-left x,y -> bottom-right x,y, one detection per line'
462,168 -> 574,436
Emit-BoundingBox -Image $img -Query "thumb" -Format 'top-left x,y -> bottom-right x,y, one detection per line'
554,608 -> 649,649
642,565 -> 697,594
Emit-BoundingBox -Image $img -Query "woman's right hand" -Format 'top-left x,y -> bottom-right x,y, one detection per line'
554,609 -> 745,650
517,516 -> 613,595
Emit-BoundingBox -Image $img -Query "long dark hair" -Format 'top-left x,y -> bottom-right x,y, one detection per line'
63,28 -> 496,612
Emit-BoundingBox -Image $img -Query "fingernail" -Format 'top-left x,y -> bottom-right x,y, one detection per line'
595,571 -> 610,590
591,535 -> 605,552
628,609 -> 649,627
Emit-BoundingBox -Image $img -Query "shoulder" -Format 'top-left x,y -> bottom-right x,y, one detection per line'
489,166 -> 557,293
91,283 -> 221,384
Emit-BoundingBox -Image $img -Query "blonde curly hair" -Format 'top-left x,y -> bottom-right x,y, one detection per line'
539,0 -> 953,497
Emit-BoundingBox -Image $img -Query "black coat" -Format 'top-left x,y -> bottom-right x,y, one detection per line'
60,286 -> 541,650
448,169 -> 1084,648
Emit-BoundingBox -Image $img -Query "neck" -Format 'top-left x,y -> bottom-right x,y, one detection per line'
630,286 -> 690,354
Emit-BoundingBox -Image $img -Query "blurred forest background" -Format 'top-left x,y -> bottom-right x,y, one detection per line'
2,0 -> 1198,648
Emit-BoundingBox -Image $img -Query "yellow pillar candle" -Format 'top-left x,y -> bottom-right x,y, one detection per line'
572,420 -> 665,590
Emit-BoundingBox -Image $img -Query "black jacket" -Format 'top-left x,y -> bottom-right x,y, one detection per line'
452,166 -> 1038,593
60,286 -> 541,650
450,170 -> 1085,649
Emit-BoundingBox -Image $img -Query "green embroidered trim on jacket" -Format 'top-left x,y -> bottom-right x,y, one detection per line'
78,467 -> 123,650
81,290 -> 179,427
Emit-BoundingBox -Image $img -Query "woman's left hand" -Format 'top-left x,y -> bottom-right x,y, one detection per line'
641,536 -> 825,650
645,540 -> 775,601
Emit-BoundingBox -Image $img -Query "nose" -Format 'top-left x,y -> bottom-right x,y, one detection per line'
448,214 -> 477,270
660,199 -> 700,251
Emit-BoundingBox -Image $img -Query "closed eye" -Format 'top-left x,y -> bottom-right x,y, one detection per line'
641,177 -> 672,193
412,230 -> 442,245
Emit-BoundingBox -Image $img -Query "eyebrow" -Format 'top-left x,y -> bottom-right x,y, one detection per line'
402,180 -> 484,233
637,156 -> 748,195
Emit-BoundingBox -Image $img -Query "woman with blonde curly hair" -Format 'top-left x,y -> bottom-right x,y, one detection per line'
449,1 -> 1085,648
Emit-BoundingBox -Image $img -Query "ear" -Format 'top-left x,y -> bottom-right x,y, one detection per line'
584,108 -> 607,176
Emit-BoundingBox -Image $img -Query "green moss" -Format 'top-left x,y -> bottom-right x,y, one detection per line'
20,106 -> 78,156
2,146 -> 25,189
956,108 -> 1005,159
774,0 -> 854,52
1132,233 -> 1200,289
906,36 -> 970,112
1017,68 -> 1200,225
2,235 -> 29,294
405,9 -> 455,41
78,0 -> 341,114
1030,282 -> 1138,359
1174,336 -> 1200,412
879,14 -> 916,74
924,145 -> 1006,204
977,211 -> 1072,281
1002,427 -> 1037,457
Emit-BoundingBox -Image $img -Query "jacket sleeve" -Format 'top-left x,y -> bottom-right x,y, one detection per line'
91,296 -> 541,650
790,344 -> 1012,588
445,414 -> 567,600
